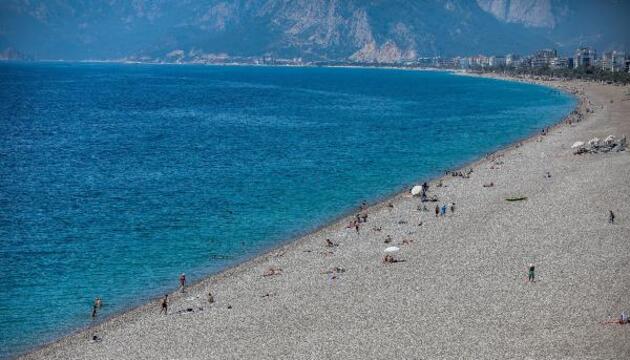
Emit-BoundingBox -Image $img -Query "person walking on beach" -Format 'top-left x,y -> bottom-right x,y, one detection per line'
421,182 -> 428,198
160,294 -> 168,315
440,204 -> 447,217
179,273 -> 186,293
355,221 -> 360,235
435,205 -> 439,217
609,210 -> 615,224
527,264 -> 535,283
450,203 -> 455,214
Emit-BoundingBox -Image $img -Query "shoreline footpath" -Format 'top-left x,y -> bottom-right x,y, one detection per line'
20,77 -> 630,359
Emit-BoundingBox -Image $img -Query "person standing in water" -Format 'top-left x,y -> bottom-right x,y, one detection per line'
91,297 -> 102,318
179,273 -> 186,293
527,264 -> 535,282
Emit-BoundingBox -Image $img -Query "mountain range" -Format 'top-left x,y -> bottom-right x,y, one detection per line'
1,0 -> 628,62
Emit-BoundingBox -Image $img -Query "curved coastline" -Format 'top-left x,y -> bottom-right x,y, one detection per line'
12,71 -> 587,359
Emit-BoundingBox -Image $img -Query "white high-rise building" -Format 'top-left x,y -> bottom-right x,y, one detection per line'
601,51 -> 626,72
505,54 -> 522,67
489,55 -> 506,67
574,47 -> 597,68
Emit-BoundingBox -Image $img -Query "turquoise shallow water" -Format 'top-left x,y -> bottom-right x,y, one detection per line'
0,63 -> 574,358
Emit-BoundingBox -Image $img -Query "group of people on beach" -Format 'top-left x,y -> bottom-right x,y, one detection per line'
348,207 -> 369,235
149,261 -> 541,319
447,168 -> 473,179
124,125 -> 624,322
434,203 -> 455,217
158,273 -> 186,315
159,290 -> 215,316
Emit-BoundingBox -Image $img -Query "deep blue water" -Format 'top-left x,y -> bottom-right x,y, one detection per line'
0,63 -> 574,358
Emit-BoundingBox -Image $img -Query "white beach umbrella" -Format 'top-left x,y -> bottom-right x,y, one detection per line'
410,185 -> 423,196
384,246 -> 400,253
571,141 -> 585,149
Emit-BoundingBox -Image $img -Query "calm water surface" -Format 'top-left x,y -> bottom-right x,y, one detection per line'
0,63 -> 575,357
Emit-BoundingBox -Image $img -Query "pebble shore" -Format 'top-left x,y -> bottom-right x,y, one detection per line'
21,79 -> 630,359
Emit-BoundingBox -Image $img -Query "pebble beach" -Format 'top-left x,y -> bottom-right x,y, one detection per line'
21,79 -> 630,359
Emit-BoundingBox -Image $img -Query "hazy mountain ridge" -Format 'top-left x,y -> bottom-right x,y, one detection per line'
475,0 -> 563,28
0,0 -> 628,62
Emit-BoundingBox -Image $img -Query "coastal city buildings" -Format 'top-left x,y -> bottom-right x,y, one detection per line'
574,47 -> 597,68
505,54 -> 522,67
601,51 -> 626,72
531,48 -> 557,68
330,45 -> 630,75
392,45 -> 630,74
550,57 -> 569,69
489,55 -> 506,67
151,45 -> 630,75
61,44 -> 630,75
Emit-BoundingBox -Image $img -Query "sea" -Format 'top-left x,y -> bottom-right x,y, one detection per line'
0,63 -> 575,358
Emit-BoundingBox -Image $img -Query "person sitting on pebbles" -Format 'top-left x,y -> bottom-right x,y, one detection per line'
90,334 -> 102,343
382,255 -> 404,264
603,311 -> 628,325
263,267 -> 282,277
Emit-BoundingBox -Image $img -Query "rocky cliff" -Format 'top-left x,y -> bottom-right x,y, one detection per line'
476,0 -> 563,28
0,0 -> 627,62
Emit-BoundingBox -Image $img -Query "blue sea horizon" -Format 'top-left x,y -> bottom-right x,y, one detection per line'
0,63 -> 575,358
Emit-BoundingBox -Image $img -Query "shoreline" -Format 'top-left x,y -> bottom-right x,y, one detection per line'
16,72 -> 579,359
19,76 -> 630,359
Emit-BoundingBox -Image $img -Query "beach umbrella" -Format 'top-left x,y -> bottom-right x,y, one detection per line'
384,246 -> 400,253
410,185 -> 422,196
571,141 -> 584,149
